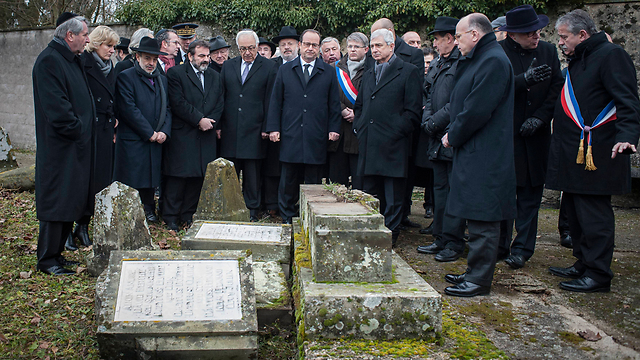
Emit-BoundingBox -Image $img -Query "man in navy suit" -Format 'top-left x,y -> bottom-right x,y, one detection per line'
266,29 -> 342,224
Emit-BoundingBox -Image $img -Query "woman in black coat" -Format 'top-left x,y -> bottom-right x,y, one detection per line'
66,26 -> 120,251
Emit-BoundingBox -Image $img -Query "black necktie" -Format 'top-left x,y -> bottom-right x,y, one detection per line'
303,64 -> 310,84
197,71 -> 204,90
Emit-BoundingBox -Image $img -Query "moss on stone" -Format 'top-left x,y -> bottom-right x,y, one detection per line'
558,331 -> 585,345
318,308 -> 328,317
458,301 -> 520,338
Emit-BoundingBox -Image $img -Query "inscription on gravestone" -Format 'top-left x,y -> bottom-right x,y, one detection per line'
195,223 -> 282,242
114,260 -> 242,322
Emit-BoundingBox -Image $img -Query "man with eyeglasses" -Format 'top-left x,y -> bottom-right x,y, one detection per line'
496,5 -> 564,270
327,32 -> 369,190
219,29 -> 278,222
441,13 -> 516,297
266,29 -> 342,224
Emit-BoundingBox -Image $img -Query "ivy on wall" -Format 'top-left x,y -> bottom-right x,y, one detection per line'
116,0 -> 549,38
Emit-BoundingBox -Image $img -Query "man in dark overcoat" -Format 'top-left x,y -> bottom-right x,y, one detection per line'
114,36 -> 172,222
219,30 -> 277,221
163,40 -> 223,230
327,31 -> 369,190
266,29 -> 342,224
497,5 -> 564,269
441,14 -> 516,297
416,17 -> 467,262
354,28 -> 422,246
547,10 -> 640,292
32,14 -> 93,275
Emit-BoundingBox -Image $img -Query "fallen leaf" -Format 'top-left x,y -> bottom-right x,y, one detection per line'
39,341 -> 50,349
0,333 -> 8,343
30,316 -> 40,325
44,299 -> 50,304
19,271 -> 32,279
415,269 -> 426,274
158,240 -> 170,249
76,267 -> 86,274
82,245 -> 92,252
51,346 -> 58,354
23,234 -> 33,240
44,356 -> 50,360
30,244 -> 37,251
623,304 -> 630,309
578,330 -> 602,341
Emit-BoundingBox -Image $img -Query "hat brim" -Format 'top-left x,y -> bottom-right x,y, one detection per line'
210,44 -> 231,52
499,15 -> 549,33
177,34 -> 196,39
260,41 -> 276,54
272,35 -> 300,44
130,47 -> 168,56
428,29 -> 455,35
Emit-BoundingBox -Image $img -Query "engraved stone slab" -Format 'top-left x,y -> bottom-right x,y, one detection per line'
183,220 -> 291,264
95,250 -> 257,360
114,260 -> 242,322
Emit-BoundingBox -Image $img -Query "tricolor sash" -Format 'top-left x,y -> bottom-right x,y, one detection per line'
560,70 -> 617,170
336,66 -> 358,105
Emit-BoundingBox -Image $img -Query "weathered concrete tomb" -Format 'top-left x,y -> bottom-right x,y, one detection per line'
294,185 -> 442,342
95,250 -> 257,359
194,158 -> 250,222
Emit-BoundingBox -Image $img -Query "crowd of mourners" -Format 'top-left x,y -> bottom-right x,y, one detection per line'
32,5 -> 640,298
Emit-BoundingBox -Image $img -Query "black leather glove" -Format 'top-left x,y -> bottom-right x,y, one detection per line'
519,117 -> 544,137
524,57 -> 552,87
421,117 -> 436,137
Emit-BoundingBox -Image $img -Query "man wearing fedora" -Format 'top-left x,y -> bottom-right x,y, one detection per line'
209,35 -> 231,73
546,10 -> 640,292
441,13 -> 516,297
114,36 -> 172,223
258,37 -> 275,59
416,16 -> 467,263
497,5 -> 564,269
272,25 -> 301,67
173,23 -> 198,64
115,37 -> 130,62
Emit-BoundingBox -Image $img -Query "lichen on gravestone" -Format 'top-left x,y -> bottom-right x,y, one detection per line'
87,181 -> 156,276
194,158 -> 250,221
0,127 -> 18,173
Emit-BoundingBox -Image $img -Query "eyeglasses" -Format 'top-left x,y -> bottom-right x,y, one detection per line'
347,45 -> 364,50
301,41 -> 320,49
454,29 -> 473,40
525,29 -> 542,38
239,45 -> 256,53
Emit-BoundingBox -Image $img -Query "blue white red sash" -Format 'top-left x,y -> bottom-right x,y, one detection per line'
336,66 -> 358,105
560,70 -> 617,170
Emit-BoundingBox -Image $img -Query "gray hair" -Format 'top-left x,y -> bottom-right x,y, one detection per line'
156,29 -> 176,48
129,28 -> 154,54
556,9 -> 597,36
235,29 -> 259,46
466,13 -> 493,36
347,32 -> 369,47
53,16 -> 87,40
321,36 -> 339,47
371,29 -> 394,45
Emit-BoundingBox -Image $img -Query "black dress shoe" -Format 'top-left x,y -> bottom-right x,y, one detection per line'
391,231 -> 400,248
560,232 -> 573,248
166,221 -> 179,231
56,256 -> 80,266
39,265 -> 75,276
445,272 -> 466,285
250,209 -> 259,222
282,218 -> 292,225
64,233 -> 78,251
416,242 -> 443,254
444,281 -> 490,297
145,210 -> 158,223
505,254 -> 526,269
435,248 -> 463,262
74,223 -> 92,247
419,223 -> 433,235
401,218 -> 421,228
559,276 -> 610,293
549,265 -> 584,279
424,206 -> 434,219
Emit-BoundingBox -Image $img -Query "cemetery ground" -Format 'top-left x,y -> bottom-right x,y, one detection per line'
0,153 -> 638,359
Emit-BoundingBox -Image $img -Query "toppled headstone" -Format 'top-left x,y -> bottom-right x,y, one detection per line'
0,165 -> 35,191
0,127 -> 18,173
87,181 -> 156,276
95,249 -> 257,359
194,158 -> 249,222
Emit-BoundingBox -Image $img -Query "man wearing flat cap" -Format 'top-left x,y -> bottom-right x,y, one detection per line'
33,13 -> 93,275
497,5 -> 564,270
416,16 -> 467,263
173,23 -> 198,64
491,16 -> 507,41
209,35 -> 230,73
114,36 -> 172,223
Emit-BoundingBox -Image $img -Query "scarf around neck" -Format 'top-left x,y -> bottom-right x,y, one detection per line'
347,58 -> 365,78
133,60 -> 167,132
91,51 -> 113,77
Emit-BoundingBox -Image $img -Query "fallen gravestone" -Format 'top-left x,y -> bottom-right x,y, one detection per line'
0,127 -> 18,173
95,249 -> 257,359
194,158 -> 249,222
87,181 -> 156,276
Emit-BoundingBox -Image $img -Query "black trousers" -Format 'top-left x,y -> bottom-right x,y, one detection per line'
558,192 -> 570,235
162,176 -> 204,224
262,175 -> 279,211
433,161 -> 466,252
498,180 -> 544,260
228,158 -> 262,211
37,220 -> 73,269
328,148 -> 362,190
465,220 -> 500,287
401,159 -> 416,219
363,175 -> 405,233
137,188 -> 156,213
279,162 -> 323,221
563,192 -> 615,283
419,167 -> 434,208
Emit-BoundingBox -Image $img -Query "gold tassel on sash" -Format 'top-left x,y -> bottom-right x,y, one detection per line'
576,138 -> 585,164
585,145 -> 597,171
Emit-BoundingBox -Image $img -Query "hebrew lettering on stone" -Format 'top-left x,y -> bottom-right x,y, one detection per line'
113,260 -> 242,322
195,223 -> 282,242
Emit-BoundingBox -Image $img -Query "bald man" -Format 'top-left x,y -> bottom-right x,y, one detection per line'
402,31 -> 422,48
